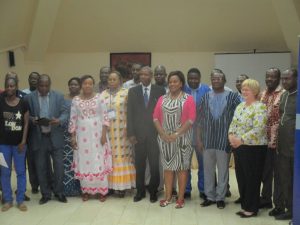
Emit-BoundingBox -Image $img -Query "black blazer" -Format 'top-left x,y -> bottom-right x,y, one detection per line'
127,84 -> 165,142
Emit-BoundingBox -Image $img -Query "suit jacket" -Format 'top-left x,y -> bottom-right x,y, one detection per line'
127,84 -> 165,142
25,90 -> 68,151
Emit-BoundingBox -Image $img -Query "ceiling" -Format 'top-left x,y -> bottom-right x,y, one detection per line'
0,0 -> 299,60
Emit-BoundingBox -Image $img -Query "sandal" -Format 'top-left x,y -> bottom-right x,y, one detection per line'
159,199 -> 172,207
1,203 -> 13,212
175,199 -> 185,209
17,203 -> 27,212
99,194 -> 106,202
82,193 -> 89,201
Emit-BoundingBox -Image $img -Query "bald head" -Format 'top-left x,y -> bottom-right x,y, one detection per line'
99,66 -> 111,84
154,65 -> 167,86
28,72 -> 40,90
131,63 -> 142,82
281,68 -> 297,92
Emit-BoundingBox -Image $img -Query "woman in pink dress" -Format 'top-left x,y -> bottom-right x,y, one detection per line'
69,75 -> 112,202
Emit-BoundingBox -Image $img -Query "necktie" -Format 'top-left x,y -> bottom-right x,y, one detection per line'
144,87 -> 149,107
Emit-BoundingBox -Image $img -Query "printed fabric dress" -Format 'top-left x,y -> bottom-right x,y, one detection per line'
100,88 -> 136,190
157,93 -> 194,171
63,98 -> 81,196
69,94 -> 112,195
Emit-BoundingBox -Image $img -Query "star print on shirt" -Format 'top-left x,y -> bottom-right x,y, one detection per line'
15,111 -> 22,120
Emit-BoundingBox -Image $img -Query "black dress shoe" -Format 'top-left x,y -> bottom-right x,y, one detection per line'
184,192 -> 191,199
39,196 -> 51,205
199,192 -> 207,200
240,212 -> 257,218
133,192 -> 146,202
234,197 -> 241,204
200,199 -> 216,207
236,211 -> 244,216
216,200 -> 225,209
55,194 -> 67,203
275,211 -> 292,220
259,201 -> 273,209
150,193 -> 157,203
269,208 -> 285,216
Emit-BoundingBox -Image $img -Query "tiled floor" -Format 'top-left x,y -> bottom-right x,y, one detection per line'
0,169 -> 288,225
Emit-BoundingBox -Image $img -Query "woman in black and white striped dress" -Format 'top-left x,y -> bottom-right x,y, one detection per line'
153,71 -> 196,209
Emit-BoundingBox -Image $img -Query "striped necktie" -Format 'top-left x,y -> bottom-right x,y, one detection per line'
144,87 -> 149,106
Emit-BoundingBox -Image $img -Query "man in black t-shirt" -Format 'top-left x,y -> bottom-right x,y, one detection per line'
0,77 -> 29,212
0,72 -> 29,202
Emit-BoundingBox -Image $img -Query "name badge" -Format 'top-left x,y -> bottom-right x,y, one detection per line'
107,109 -> 116,120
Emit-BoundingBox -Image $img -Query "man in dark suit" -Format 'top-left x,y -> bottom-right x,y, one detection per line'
127,66 -> 165,203
25,74 -> 68,204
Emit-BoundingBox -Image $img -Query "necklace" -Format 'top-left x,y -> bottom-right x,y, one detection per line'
169,91 -> 182,100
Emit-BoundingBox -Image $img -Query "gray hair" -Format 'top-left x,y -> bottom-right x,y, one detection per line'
140,66 -> 153,75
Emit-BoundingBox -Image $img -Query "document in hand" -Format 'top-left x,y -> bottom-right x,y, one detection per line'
36,117 -> 51,126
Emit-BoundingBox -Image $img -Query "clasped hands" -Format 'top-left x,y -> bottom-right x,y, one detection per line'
160,132 -> 178,143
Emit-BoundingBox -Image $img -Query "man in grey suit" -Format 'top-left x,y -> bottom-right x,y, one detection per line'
127,66 -> 165,203
25,74 -> 68,204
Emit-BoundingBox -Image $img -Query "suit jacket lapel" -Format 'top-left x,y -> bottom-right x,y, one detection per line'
138,85 -> 146,108
48,91 -> 54,118
149,85 -> 155,103
33,91 -> 40,117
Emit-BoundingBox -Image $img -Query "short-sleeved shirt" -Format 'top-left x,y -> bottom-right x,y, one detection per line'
0,97 -> 29,145
123,79 -> 140,89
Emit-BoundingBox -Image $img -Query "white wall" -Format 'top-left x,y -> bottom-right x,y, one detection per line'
0,48 -> 44,90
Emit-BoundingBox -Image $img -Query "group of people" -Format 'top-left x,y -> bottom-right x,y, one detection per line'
0,64 -> 297,223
